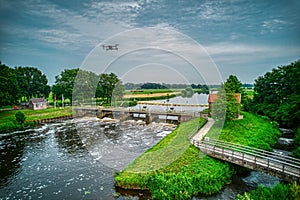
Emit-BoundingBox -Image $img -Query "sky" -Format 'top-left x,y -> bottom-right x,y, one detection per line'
0,0 -> 299,85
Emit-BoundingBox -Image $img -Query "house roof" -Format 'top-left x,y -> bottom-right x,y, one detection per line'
29,98 -> 47,103
208,93 -> 218,103
208,93 -> 241,103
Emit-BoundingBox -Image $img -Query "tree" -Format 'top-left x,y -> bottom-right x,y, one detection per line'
0,63 -> 19,106
15,111 -> 26,126
224,75 -> 242,94
210,88 -> 226,121
251,60 -> 300,128
15,66 -> 50,101
181,87 -> 194,98
52,68 -> 79,103
73,69 -> 99,103
97,73 -> 124,103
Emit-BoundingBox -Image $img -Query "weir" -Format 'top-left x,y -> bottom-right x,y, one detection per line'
74,107 -> 199,124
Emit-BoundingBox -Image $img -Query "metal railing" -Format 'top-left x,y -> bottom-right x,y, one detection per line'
193,138 -> 300,182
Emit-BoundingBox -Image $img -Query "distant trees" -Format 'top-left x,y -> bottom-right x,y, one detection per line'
251,60 -> 300,128
52,70 -> 124,104
123,82 -> 209,93
140,83 -> 167,89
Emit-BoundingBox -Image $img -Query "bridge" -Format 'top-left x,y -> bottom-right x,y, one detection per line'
74,107 -> 203,124
192,138 -> 300,183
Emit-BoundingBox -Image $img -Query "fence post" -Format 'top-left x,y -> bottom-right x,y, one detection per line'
222,146 -> 224,159
242,152 -> 245,166
267,159 -> 270,174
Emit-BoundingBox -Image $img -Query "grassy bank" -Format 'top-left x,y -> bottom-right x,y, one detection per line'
237,182 -> 300,200
206,112 -> 281,151
115,118 -> 233,199
0,107 -> 73,133
115,112 -> 283,199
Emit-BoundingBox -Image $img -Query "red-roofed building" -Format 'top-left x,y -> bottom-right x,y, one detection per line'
208,93 -> 242,118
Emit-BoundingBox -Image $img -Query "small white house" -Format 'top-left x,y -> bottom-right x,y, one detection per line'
29,98 -> 47,110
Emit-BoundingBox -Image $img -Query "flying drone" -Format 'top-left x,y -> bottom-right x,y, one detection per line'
102,44 -> 119,51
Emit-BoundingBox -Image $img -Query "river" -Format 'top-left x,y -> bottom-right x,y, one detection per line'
0,118 -> 281,200
0,94 -> 281,199
0,118 -> 178,200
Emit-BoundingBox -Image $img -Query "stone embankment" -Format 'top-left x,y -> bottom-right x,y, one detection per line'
30,114 -> 74,124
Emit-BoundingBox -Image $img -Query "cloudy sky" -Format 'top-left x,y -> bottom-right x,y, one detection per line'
0,0 -> 299,85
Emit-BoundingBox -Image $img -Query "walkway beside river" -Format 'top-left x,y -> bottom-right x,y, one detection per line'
191,118 -> 215,142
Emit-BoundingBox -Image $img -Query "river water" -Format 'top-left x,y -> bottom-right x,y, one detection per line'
0,118 -> 179,200
0,118 -> 281,200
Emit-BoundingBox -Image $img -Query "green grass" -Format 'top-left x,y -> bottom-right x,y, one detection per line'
206,112 -> 281,151
115,118 -> 233,199
237,182 -> 300,200
244,88 -> 254,99
124,89 -> 178,95
115,111 -> 282,199
0,107 -> 73,133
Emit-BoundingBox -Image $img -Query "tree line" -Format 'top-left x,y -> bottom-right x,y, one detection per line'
0,62 -> 51,106
0,62 -> 124,107
250,60 -> 300,129
124,82 -> 209,91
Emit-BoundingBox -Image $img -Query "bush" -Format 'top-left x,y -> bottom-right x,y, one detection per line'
15,111 -> 26,126
292,128 -> 300,158
237,183 -> 299,200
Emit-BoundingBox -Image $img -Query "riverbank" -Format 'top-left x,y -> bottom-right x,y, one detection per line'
114,117 -> 234,199
0,107 -> 73,133
115,112 -> 283,199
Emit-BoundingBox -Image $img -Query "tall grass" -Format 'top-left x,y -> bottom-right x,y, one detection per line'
237,182 -> 300,200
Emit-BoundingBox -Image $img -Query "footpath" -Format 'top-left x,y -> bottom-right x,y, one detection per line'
191,118 -> 215,142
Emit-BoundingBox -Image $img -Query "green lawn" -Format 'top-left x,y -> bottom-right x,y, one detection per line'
124,89 -> 179,95
115,118 -> 233,199
115,112 -> 282,199
0,107 -> 73,133
206,111 -> 281,151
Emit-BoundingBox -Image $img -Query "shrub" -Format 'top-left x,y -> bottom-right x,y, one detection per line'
15,111 -> 26,126
237,183 -> 298,200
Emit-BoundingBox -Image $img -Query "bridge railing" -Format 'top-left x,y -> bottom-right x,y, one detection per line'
193,138 -> 300,180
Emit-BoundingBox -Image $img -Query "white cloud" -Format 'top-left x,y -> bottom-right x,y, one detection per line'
261,19 -> 292,34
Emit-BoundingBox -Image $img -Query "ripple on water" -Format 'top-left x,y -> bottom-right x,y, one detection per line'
0,118 -> 178,199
